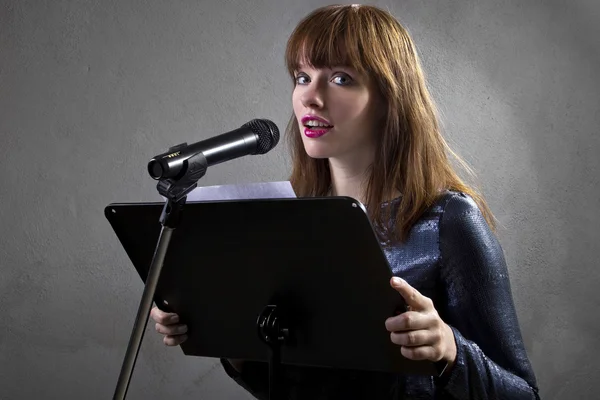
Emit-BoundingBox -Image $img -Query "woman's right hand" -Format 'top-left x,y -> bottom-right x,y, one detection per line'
150,306 -> 188,346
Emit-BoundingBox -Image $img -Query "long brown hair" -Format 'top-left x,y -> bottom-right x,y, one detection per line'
285,4 -> 496,242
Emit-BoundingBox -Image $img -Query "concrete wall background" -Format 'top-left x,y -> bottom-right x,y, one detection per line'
1,0 -> 598,398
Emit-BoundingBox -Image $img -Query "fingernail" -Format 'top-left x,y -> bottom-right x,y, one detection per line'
179,325 -> 188,334
392,277 -> 403,286
170,315 -> 179,323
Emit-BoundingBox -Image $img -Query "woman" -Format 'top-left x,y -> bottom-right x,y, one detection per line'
151,4 -> 540,399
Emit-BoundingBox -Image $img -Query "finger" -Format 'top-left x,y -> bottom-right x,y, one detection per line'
390,277 -> 433,311
390,329 -> 437,347
164,334 -> 188,346
151,307 -> 179,324
155,322 -> 188,336
400,345 -> 443,362
151,307 -> 179,325
385,311 -> 436,332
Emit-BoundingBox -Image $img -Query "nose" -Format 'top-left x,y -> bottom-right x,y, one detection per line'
300,81 -> 325,109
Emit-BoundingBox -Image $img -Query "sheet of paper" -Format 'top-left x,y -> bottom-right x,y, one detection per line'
170,181 -> 297,202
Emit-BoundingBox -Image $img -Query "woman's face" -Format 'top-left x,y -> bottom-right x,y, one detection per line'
292,63 -> 383,163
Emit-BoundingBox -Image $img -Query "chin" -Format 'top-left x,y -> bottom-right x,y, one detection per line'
304,151 -> 330,159
302,141 -> 335,159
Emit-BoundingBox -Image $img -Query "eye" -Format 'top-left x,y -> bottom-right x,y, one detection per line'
294,73 -> 310,85
332,73 -> 352,86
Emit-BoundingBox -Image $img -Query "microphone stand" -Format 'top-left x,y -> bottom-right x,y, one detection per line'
112,148 -> 208,400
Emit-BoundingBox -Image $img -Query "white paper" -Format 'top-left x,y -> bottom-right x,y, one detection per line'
172,181 -> 297,202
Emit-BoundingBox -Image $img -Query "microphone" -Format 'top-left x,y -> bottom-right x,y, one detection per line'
147,119 -> 280,180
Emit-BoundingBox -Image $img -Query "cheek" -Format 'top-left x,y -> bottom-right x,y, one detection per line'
331,88 -> 370,116
336,99 -> 371,125
292,90 -> 303,116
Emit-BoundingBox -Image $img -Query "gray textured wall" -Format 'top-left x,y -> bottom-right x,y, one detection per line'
1,0 -> 598,399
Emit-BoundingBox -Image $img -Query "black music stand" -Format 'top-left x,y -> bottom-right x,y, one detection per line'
106,196 -> 437,399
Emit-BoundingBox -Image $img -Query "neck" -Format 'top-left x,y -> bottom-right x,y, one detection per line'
328,155 -> 373,204
328,154 -> 403,204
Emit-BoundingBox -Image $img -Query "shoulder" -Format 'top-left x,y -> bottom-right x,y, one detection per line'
434,190 -> 481,218
433,190 -> 507,282
433,190 -> 489,231
434,190 -> 498,251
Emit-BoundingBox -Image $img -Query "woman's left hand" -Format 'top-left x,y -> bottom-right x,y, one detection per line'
385,276 -> 457,366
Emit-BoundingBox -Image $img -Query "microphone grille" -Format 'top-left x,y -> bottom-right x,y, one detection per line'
244,119 -> 280,154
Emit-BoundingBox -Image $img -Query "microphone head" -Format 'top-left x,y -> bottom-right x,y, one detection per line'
244,119 -> 280,154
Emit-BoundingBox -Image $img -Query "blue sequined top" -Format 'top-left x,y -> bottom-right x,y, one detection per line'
220,191 -> 540,399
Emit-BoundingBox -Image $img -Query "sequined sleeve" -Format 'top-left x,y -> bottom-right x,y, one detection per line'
436,192 -> 540,399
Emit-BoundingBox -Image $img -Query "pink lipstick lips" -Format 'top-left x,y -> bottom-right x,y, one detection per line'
301,115 -> 333,138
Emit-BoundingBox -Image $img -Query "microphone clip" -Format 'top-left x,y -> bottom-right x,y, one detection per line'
156,145 -> 208,204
